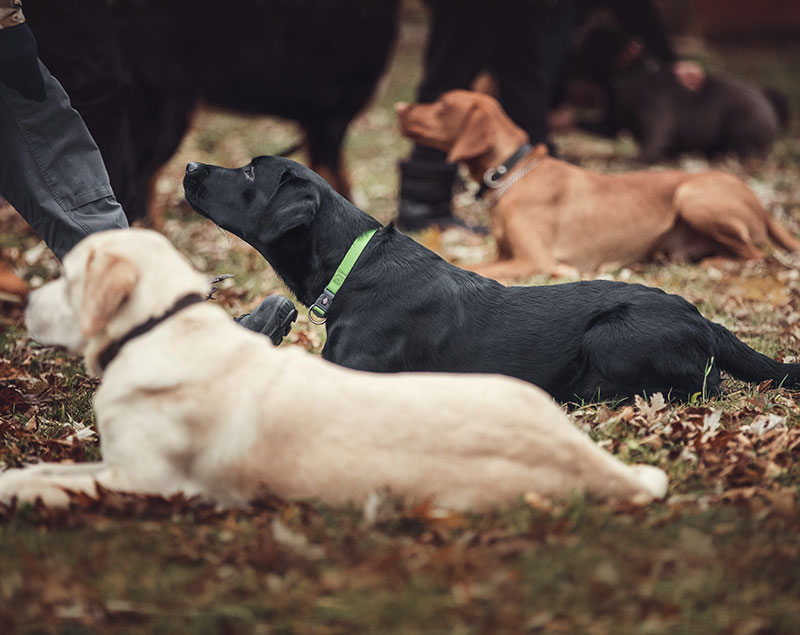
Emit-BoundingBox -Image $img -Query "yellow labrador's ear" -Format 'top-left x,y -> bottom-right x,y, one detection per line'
446,106 -> 494,164
80,250 -> 139,338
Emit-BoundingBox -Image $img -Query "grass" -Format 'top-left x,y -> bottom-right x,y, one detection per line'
1,494 -> 798,633
1,8 -> 800,634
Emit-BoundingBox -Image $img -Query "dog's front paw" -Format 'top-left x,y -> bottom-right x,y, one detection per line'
0,469 -> 73,507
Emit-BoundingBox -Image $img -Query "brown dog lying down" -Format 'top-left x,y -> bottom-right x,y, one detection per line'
0,229 -> 667,510
396,90 -> 800,280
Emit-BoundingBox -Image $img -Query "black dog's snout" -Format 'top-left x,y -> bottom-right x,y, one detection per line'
183,162 -> 208,207
184,162 -> 210,191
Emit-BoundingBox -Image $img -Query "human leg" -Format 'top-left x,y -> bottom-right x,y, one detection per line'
492,0 -> 551,146
0,60 -> 128,260
397,0 -> 490,230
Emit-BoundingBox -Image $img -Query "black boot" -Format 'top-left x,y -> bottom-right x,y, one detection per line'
396,158 -> 458,231
235,295 -> 297,346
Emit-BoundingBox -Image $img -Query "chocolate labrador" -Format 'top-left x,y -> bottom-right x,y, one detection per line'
573,24 -> 787,162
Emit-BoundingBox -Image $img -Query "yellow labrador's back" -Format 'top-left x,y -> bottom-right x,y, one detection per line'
96,301 -> 667,510
257,349 -> 669,508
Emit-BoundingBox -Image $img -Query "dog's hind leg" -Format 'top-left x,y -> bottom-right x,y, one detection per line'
673,176 -> 771,260
304,118 -> 352,200
576,307 -> 722,402
133,94 -> 197,228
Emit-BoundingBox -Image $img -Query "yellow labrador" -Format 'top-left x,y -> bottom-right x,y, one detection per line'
1,229 -> 667,510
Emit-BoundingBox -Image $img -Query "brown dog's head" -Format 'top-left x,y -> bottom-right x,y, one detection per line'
395,90 -> 529,170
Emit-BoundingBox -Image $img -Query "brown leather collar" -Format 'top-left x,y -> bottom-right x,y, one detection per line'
97,293 -> 205,372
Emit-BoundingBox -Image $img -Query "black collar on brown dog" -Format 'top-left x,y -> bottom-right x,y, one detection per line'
477,143 -> 533,199
97,293 -> 206,373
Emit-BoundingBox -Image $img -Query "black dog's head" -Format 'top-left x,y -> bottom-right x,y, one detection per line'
183,156 -> 381,304
183,156 -> 329,244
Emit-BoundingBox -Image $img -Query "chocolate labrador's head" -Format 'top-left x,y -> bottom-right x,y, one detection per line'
395,90 -> 529,172
183,156 -> 380,304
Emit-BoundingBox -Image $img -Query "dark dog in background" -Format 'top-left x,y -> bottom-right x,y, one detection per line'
27,0 -> 400,222
183,156 -> 800,404
571,23 -> 788,162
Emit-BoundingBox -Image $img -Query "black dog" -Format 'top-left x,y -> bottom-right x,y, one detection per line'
183,157 -> 800,403
572,24 -> 788,163
27,0 -> 399,221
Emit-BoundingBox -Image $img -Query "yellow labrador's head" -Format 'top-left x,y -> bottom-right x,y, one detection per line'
25,229 -> 208,374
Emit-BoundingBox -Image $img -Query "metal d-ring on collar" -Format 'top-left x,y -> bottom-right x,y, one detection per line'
308,228 -> 378,325
477,142 -> 533,198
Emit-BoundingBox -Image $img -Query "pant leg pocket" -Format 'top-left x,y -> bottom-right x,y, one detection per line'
13,62 -> 117,212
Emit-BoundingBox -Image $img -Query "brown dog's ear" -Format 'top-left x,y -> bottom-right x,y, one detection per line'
80,250 -> 139,338
447,106 -> 494,164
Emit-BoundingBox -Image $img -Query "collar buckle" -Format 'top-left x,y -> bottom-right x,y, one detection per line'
307,228 -> 377,326
309,287 -> 335,325
483,165 -> 508,189
476,142 -> 533,198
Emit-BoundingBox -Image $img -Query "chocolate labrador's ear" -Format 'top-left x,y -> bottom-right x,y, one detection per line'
257,165 -> 321,244
80,250 -> 139,338
447,106 -> 494,164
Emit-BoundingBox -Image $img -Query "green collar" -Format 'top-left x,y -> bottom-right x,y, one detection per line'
308,228 -> 377,324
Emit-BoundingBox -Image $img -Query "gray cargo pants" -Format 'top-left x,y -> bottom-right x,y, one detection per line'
0,60 -> 128,260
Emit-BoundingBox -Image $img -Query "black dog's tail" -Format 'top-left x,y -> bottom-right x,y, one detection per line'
712,323 -> 800,388
762,86 -> 791,132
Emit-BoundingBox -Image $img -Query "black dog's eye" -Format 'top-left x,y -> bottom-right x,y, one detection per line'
243,165 -> 255,181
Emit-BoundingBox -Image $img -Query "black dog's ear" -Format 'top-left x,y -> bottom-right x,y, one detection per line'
257,167 -> 321,244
